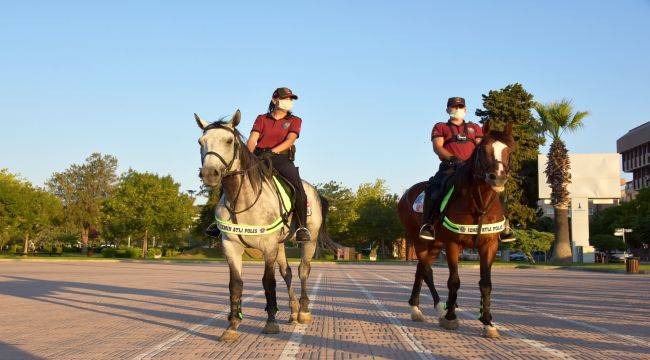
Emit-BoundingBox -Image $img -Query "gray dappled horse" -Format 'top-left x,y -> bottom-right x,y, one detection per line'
195,110 -> 326,342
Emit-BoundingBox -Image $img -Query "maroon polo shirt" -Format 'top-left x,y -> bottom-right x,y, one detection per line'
431,121 -> 483,161
251,113 -> 302,149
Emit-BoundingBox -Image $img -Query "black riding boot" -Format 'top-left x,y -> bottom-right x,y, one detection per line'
294,194 -> 311,243
419,190 -> 440,241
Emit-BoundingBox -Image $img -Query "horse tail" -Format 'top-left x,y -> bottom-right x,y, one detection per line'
317,195 -> 338,252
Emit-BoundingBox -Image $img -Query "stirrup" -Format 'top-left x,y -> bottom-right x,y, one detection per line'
295,227 -> 311,243
499,232 -> 516,243
419,224 -> 435,241
205,222 -> 221,238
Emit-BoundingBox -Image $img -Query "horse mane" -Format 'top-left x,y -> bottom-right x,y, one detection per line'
208,119 -> 272,192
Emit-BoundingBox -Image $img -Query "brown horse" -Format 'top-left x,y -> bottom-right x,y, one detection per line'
397,121 -> 515,338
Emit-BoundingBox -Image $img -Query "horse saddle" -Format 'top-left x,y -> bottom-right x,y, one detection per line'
271,175 -> 312,216
412,178 -> 456,214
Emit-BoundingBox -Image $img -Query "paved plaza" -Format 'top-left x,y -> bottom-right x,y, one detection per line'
0,260 -> 648,359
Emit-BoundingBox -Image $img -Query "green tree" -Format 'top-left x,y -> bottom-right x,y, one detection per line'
591,188 -> 650,249
511,229 -> 554,263
191,189 -> 221,247
0,169 -> 62,254
316,181 -> 356,243
589,234 -> 626,260
535,100 -> 589,263
475,83 -> 545,229
348,180 -> 402,258
46,153 -> 118,254
103,170 -> 195,258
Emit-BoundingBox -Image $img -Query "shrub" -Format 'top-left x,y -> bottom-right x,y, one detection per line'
147,248 -> 162,258
163,248 -> 180,257
115,246 -> 142,259
322,249 -> 335,261
101,248 -> 117,258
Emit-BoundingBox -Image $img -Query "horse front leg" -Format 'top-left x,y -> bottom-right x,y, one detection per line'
439,241 -> 461,330
262,248 -> 280,334
408,260 -> 426,322
479,237 -> 499,338
297,239 -> 316,324
220,240 -> 245,342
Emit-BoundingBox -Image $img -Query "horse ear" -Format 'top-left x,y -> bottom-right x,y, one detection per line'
504,122 -> 513,137
482,120 -> 491,134
231,109 -> 241,128
194,113 -> 209,130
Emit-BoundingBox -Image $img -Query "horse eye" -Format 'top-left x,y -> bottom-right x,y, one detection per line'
226,138 -> 234,144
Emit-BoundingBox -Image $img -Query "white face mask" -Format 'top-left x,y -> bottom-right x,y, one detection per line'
448,108 -> 466,120
277,99 -> 294,111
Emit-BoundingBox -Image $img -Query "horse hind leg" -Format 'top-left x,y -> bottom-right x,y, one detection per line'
277,246 -> 299,324
220,240 -> 245,342
297,238 -> 316,324
422,242 -> 444,318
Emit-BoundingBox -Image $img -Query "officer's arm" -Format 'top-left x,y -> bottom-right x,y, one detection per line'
247,131 -> 260,152
272,133 -> 298,154
433,137 -> 454,161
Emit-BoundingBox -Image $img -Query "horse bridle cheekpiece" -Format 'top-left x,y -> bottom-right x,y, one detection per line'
473,143 -> 511,183
201,123 -> 241,177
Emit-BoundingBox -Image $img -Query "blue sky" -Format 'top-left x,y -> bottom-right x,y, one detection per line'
1,1 -> 649,197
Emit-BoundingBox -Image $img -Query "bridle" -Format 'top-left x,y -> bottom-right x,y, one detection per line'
472,144 -> 511,184
201,123 -> 241,178
469,141 -> 512,248
200,122 -> 270,216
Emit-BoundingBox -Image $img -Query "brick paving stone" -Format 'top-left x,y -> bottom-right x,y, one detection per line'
0,261 -> 648,359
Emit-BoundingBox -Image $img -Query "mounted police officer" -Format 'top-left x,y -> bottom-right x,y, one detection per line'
247,87 -> 311,243
419,97 -> 515,242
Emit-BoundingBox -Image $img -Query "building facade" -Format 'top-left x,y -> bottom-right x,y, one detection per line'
617,121 -> 650,192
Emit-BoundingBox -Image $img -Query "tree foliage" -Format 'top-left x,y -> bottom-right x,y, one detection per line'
589,234 -> 626,254
511,229 -> 554,263
0,169 -> 63,251
103,170 -> 196,252
46,153 -> 118,250
590,188 -> 650,248
317,179 -> 402,258
475,83 -> 545,228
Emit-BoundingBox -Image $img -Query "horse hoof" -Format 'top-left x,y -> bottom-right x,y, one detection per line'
482,325 -> 499,338
298,312 -> 312,324
439,317 -> 459,330
434,303 -> 446,320
411,307 -> 425,322
288,315 -> 299,324
262,321 -> 280,334
219,330 -> 240,342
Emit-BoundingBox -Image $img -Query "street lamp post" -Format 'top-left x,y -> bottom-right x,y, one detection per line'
614,228 -> 633,255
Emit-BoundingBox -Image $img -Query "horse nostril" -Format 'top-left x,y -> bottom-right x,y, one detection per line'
488,173 -> 497,181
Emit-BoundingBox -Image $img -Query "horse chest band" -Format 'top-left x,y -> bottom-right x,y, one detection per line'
442,216 -> 506,235
215,176 -> 298,236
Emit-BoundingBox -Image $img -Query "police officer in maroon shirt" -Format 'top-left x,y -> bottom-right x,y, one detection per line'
246,87 -> 311,243
419,97 -> 515,242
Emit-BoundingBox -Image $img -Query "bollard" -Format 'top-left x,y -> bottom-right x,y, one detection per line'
626,257 -> 639,274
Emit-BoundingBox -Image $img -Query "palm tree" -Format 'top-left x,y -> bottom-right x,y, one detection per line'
535,100 -> 589,263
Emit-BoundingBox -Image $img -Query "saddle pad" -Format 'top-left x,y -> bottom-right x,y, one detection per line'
413,191 -> 425,213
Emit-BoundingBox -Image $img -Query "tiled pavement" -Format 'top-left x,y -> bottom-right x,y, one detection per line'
0,261 -> 648,359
